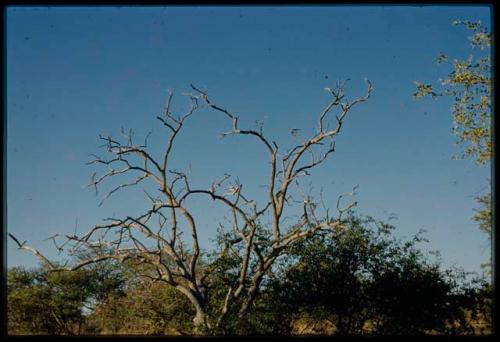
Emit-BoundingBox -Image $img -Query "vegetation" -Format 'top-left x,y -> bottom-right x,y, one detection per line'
263,215 -> 490,335
9,79 -> 373,333
8,215 -> 491,335
8,18 -> 492,336
414,20 -> 492,254
7,260 -> 127,335
414,20 -> 491,165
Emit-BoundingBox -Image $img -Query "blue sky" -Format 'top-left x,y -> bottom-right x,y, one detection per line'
6,6 -> 491,276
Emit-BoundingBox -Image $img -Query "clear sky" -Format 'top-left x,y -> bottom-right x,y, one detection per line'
6,6 -> 491,277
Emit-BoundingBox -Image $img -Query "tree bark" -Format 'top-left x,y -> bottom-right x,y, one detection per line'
176,285 -> 210,334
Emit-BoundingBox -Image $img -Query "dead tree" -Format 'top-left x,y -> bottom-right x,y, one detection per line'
10,79 -> 372,333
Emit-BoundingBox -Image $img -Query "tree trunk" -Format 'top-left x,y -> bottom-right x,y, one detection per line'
176,285 -> 210,334
193,309 -> 208,334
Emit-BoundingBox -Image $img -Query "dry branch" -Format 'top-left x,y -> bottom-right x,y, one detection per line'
9,80 -> 372,332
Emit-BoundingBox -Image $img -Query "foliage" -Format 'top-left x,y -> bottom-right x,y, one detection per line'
87,280 -> 194,335
413,19 -> 492,272
414,20 -> 491,165
258,215 -> 491,335
8,216 -> 491,335
7,261 -> 127,335
473,193 -> 492,239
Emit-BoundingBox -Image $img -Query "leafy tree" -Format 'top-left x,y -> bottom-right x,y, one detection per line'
260,215 -> 490,335
473,193 -> 492,238
414,20 -> 491,165
413,19 -> 492,271
87,280 -> 195,335
8,215 -> 491,335
7,261 -> 127,335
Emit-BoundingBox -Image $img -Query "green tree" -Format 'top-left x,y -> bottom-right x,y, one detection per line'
8,266 -> 90,335
8,215 -> 491,335
260,215 -> 490,335
7,261 -> 127,335
414,20 -> 491,165
414,20 -> 492,269
87,279 -> 195,335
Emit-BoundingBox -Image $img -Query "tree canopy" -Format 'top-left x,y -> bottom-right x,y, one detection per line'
7,215 -> 491,335
414,20 -> 492,275
414,20 -> 491,165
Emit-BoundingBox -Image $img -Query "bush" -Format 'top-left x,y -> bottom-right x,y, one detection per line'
7,261 -> 127,335
7,216 -> 491,335
256,215 -> 491,335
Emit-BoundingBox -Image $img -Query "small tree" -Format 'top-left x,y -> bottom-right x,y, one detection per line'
9,79 -> 372,333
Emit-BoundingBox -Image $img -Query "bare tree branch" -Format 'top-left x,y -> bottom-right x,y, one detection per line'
11,80 -> 371,332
